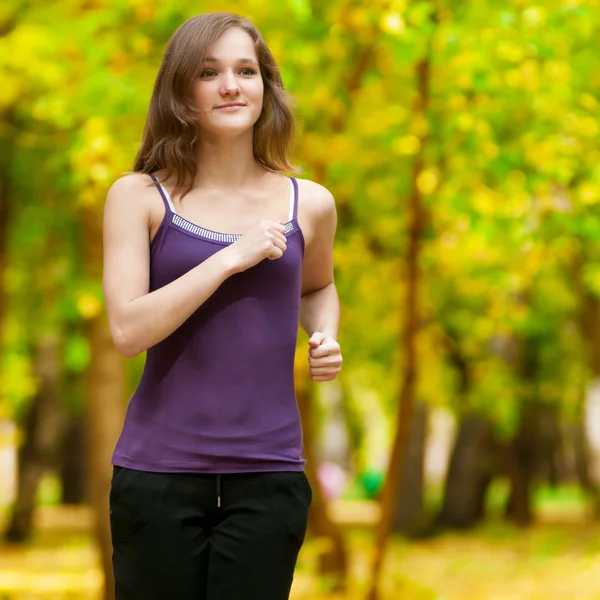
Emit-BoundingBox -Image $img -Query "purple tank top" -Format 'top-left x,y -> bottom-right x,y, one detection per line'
112,174 -> 306,473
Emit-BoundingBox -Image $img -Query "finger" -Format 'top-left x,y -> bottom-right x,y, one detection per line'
308,349 -> 340,362
310,359 -> 342,369
272,238 -> 287,253
266,237 -> 285,259
311,373 -> 337,382
267,246 -> 285,260
308,332 -> 326,349
310,344 -> 339,359
309,347 -> 328,359
310,368 -> 339,377
268,228 -> 287,244
272,231 -> 287,245
309,358 -> 342,370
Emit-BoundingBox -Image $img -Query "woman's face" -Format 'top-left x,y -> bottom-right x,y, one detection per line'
193,27 -> 264,138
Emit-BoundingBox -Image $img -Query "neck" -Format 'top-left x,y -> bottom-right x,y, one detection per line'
195,130 -> 264,189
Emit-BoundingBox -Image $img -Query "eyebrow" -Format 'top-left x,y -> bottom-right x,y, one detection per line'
202,57 -> 259,66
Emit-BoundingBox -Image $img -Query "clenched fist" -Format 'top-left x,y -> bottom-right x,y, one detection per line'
307,332 -> 342,382
227,220 -> 287,273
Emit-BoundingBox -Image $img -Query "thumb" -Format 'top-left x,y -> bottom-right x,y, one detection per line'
308,332 -> 326,348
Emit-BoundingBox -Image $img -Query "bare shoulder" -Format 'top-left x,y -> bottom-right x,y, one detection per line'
295,178 -> 337,246
106,172 -> 155,208
296,178 -> 336,214
104,172 -> 164,232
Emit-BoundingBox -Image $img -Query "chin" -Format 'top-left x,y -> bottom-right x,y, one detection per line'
202,119 -> 259,137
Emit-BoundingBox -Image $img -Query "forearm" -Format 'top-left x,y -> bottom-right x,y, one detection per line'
110,249 -> 237,357
299,282 -> 340,340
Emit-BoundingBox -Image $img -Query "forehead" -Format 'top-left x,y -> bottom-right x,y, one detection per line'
205,27 -> 258,61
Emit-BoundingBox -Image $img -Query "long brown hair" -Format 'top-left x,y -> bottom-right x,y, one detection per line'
133,13 -> 295,197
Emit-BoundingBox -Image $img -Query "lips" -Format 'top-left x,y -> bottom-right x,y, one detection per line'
215,103 -> 246,109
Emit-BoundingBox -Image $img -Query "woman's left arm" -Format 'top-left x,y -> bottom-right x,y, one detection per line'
298,181 -> 342,382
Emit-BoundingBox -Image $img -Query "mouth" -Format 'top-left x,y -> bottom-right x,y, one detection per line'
215,103 -> 246,109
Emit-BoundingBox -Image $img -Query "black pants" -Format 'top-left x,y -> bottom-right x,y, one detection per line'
110,466 -> 312,600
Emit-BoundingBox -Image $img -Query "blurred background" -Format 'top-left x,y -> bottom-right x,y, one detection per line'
1,0 -> 600,598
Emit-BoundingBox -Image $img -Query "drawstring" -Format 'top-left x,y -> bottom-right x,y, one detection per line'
216,474 -> 221,509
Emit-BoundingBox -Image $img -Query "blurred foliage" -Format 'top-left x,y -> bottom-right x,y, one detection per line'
0,0 -> 599,476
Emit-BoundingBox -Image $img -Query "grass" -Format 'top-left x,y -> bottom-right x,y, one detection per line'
293,520 -> 600,600
0,498 -> 600,599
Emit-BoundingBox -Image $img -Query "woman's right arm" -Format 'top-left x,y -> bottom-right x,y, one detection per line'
102,174 -> 237,357
103,174 -> 287,357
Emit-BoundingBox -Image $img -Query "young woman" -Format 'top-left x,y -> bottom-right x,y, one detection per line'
103,12 -> 342,600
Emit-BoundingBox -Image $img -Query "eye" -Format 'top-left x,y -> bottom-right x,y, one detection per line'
199,69 -> 217,78
240,67 -> 257,76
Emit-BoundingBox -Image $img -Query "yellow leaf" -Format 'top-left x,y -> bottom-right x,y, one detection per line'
347,7 -> 368,28
84,116 -> 107,138
522,6 -> 546,27
392,135 -> 421,156
448,94 -> 467,110
456,113 -> 474,131
91,135 -> 110,152
496,41 -> 525,63
473,189 -> 496,214
520,60 -> 540,92
483,142 -> 499,159
456,72 -> 472,89
417,169 -> 439,195
380,12 -> 406,35
580,117 -> 598,138
543,60 -> 571,83
76,293 -> 103,319
90,163 -> 111,184
581,93 -> 598,111
504,68 -> 521,88
410,114 -> 429,137
579,182 -> 598,205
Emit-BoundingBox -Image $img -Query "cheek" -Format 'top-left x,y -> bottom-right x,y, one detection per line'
193,83 -> 210,107
252,82 -> 265,111
248,76 -> 264,100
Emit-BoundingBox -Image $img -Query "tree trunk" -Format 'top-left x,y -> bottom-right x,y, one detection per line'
60,414 -> 87,504
503,329 -> 550,527
540,407 -> 563,488
433,328 -> 495,531
296,372 -> 347,591
60,364 -> 87,504
504,441 -> 534,526
392,401 -> 427,536
504,403 -> 552,527
4,337 -> 65,542
85,314 -> 125,600
366,36 -> 435,598
435,414 -> 496,529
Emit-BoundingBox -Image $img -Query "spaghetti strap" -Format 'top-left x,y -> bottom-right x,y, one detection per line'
288,177 -> 299,223
149,173 -> 177,215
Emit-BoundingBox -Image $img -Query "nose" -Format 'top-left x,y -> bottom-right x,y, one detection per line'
220,71 -> 240,97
